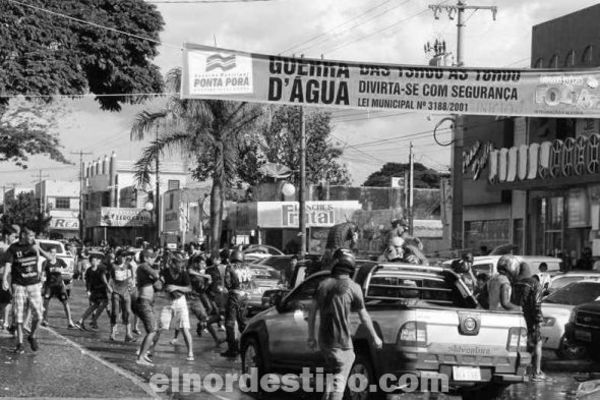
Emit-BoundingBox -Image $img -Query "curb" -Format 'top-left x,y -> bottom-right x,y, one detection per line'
43,326 -> 160,400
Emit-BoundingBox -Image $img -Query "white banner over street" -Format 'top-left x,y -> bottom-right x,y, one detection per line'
182,43 -> 600,118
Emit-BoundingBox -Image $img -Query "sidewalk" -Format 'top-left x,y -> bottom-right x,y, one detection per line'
0,327 -> 157,399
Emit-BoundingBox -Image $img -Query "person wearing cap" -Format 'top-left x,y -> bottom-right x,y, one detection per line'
108,250 -> 136,342
220,249 -> 252,358
159,252 -> 194,361
308,248 -> 382,400
74,252 -> 111,331
134,248 -> 160,366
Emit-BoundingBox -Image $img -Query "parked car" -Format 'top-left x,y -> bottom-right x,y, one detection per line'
37,239 -> 75,281
565,299 -> 600,361
243,245 -> 284,263
443,255 -> 562,277
245,265 -> 284,316
541,280 -> 600,359
547,271 -> 600,295
242,263 -> 530,400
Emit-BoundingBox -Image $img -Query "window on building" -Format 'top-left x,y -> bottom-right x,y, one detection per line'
55,197 -> 71,209
168,193 -> 175,210
102,191 -> 111,207
168,180 -> 180,190
534,58 -> 544,69
582,46 -> 593,65
564,50 -> 575,67
548,54 -> 559,68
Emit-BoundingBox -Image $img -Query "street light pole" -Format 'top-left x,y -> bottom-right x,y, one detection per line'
299,106 -> 307,257
155,124 -> 161,246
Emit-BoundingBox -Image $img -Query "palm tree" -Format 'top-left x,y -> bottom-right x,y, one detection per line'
130,68 -> 263,256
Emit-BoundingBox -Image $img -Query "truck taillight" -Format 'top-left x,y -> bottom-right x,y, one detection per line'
397,321 -> 427,347
507,327 -> 528,352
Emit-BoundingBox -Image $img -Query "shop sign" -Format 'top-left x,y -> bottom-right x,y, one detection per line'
49,217 -> 79,230
99,207 -> 152,227
256,201 -> 361,228
489,133 -> 600,183
183,43 -> 600,118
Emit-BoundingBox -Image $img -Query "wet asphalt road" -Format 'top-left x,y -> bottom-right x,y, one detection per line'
35,281 -> 600,400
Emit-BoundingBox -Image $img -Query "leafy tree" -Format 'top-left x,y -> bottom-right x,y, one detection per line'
1,191 -> 51,234
131,69 -> 263,256
0,0 -> 164,167
363,162 -> 447,188
259,106 -> 351,185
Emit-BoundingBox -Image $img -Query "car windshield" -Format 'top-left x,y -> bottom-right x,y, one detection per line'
551,276 -> 598,291
251,268 -> 281,280
39,242 -> 64,254
545,282 -> 600,305
257,256 -> 291,271
364,274 -> 470,307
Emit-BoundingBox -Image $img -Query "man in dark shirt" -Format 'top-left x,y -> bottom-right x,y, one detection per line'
2,228 -> 51,353
75,253 -> 111,330
41,247 -> 76,328
512,261 -> 546,382
220,250 -> 252,358
308,249 -> 382,400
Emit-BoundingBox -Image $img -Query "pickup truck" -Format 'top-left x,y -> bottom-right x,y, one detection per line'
241,263 -> 530,400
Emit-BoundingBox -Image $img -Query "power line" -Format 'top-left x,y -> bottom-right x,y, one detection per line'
323,1 -> 450,55
281,0 -> 395,54
294,0 -> 413,56
149,0 -> 284,2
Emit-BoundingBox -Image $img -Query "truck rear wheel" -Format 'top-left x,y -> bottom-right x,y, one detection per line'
344,350 -> 380,400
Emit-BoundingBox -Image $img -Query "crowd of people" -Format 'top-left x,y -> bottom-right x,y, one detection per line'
0,225 -> 257,365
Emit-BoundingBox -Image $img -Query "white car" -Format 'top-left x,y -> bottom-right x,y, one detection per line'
547,271 -> 600,294
444,255 -> 562,277
541,280 -> 600,359
37,239 -> 75,281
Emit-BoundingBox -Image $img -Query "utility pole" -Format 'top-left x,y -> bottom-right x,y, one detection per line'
32,170 -> 51,215
299,106 -> 307,257
429,1 -> 497,250
155,124 -> 161,246
409,142 -> 414,236
71,150 -> 92,241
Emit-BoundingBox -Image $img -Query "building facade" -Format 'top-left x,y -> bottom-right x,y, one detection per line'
36,180 -> 80,239
82,151 -> 190,246
455,4 -> 600,260
161,185 -> 211,247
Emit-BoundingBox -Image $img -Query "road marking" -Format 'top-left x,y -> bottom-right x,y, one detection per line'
42,326 -> 160,400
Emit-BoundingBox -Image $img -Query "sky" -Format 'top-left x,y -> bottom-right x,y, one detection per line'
1,0 -> 599,193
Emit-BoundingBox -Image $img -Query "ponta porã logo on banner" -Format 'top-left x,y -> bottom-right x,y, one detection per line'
185,47 -> 253,95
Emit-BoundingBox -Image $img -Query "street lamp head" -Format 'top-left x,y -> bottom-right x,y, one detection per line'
144,201 -> 154,211
281,182 -> 296,197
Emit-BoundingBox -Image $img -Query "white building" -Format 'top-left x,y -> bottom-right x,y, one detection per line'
35,180 -> 80,239
82,151 -> 190,246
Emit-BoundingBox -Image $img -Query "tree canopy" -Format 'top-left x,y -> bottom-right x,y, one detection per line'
1,191 -> 51,234
259,106 -> 351,185
363,162 -> 447,188
0,0 -> 165,168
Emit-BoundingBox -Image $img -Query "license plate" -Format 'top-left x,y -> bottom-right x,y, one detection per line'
576,329 -> 592,342
453,366 -> 482,381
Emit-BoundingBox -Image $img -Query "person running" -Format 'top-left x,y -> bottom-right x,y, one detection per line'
220,250 -> 253,358
134,249 -> 160,366
307,248 -> 382,400
75,253 -> 111,330
159,253 -> 194,361
108,250 -> 136,342
41,247 -> 76,328
187,253 -> 223,344
2,228 -> 51,353
203,256 -> 227,345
